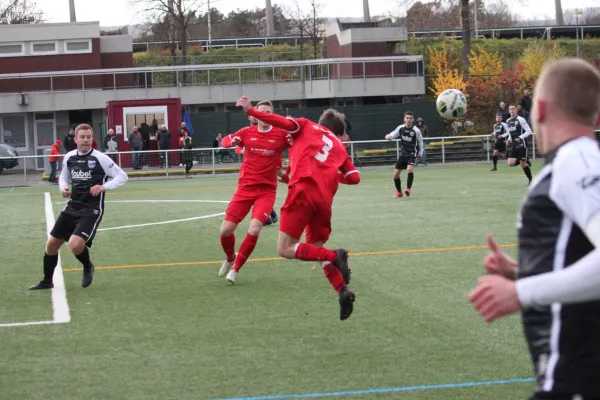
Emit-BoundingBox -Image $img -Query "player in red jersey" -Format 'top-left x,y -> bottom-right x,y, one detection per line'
237,96 -> 360,320
218,100 -> 292,284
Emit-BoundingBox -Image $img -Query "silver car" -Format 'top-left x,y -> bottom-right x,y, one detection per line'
0,143 -> 19,174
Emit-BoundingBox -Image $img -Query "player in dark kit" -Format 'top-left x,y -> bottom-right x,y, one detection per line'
28,124 -> 128,290
490,113 -> 509,171
469,59 -> 600,400
505,104 -> 533,184
385,111 -> 424,197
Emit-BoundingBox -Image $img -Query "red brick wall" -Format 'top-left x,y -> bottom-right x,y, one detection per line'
101,52 -> 133,89
0,39 -> 133,93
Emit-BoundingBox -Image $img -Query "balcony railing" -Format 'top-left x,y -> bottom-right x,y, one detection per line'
0,56 -> 424,95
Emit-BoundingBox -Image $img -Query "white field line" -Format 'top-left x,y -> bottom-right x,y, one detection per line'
0,192 -> 70,328
98,212 -> 225,231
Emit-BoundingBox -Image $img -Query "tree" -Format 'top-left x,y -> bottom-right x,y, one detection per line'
460,0 -> 471,73
286,0 -> 325,59
466,46 -> 504,124
0,0 -> 43,24
518,41 -> 565,90
427,41 -> 467,97
555,0 -> 564,25
132,0 -> 205,65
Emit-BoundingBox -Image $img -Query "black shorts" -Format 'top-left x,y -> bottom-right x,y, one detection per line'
50,211 -> 103,247
530,391 -> 599,399
395,154 -> 416,170
494,141 -> 506,153
509,146 -> 528,161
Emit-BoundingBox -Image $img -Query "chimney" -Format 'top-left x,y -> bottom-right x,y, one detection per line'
363,0 -> 371,22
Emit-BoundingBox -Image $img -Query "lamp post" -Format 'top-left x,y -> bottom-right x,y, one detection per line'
574,8 -> 582,58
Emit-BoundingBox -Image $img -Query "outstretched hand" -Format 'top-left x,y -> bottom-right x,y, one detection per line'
483,234 -> 517,279
236,96 -> 252,112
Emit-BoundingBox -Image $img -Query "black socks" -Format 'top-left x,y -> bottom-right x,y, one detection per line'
43,253 -> 58,283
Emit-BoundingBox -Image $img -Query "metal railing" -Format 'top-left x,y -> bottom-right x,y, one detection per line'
0,56 -> 424,95
408,24 -> 600,39
0,133 -> 541,188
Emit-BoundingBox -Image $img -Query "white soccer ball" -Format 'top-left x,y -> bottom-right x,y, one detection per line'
436,89 -> 468,120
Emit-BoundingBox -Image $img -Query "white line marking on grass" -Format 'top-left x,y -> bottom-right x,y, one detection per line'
98,212 -> 225,231
0,192 -> 70,328
55,200 -> 230,204
45,192 -> 70,324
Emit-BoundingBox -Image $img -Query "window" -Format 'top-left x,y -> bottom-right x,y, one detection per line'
0,43 -> 24,57
1,115 -> 28,149
64,39 -> 92,54
31,41 -> 58,54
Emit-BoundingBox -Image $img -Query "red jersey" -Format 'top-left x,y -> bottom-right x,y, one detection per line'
246,109 -> 359,204
222,125 -> 290,189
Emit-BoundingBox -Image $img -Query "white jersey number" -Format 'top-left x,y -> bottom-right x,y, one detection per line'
315,135 -> 333,162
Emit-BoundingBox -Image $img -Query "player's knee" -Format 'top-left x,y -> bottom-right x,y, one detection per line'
248,220 -> 263,236
45,236 -> 62,255
68,237 -> 85,255
220,220 -> 236,236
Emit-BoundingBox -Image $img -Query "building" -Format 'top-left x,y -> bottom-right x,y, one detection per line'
0,20 -> 424,171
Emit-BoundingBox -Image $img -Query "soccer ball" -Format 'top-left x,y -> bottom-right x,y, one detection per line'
436,89 -> 467,120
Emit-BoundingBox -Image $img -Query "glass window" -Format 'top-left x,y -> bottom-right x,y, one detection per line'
36,121 -> 55,147
0,43 -> 23,56
32,42 -> 57,53
65,40 -> 91,52
2,115 -> 27,149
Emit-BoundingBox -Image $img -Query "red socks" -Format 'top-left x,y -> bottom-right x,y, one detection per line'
294,243 -> 337,263
233,233 -> 259,272
220,234 -> 236,262
322,262 -> 345,294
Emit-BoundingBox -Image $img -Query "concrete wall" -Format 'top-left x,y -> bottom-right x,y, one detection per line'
0,76 -> 425,114
0,22 -> 100,43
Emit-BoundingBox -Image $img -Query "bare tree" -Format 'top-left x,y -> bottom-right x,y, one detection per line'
460,0 -> 471,73
131,0 -> 204,64
286,0 -> 325,59
0,0 -> 43,24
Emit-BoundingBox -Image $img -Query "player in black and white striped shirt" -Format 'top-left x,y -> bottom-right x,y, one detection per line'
504,104 -> 534,185
29,124 -> 128,290
470,59 -> 600,400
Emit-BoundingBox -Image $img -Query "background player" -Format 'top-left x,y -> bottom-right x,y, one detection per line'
505,104 -> 533,184
490,113 -> 509,171
29,124 -> 128,290
217,100 -> 291,284
385,112 -> 423,197
237,96 -> 360,321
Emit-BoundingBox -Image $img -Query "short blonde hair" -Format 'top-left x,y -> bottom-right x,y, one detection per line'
74,124 -> 93,137
537,58 -> 600,126
255,100 -> 273,109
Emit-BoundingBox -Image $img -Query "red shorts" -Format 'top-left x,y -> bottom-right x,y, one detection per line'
225,187 -> 276,224
280,182 -> 332,244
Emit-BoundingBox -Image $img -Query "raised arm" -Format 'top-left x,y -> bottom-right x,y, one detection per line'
247,108 -> 300,133
385,125 -> 403,140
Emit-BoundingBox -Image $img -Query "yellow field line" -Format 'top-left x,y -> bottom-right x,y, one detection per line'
62,243 -> 517,272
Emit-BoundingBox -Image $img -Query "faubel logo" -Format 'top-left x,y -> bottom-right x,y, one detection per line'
71,170 -> 92,179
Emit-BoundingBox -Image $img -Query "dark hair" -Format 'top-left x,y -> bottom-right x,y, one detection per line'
496,113 -> 502,117
404,111 -> 414,117
318,109 -> 346,136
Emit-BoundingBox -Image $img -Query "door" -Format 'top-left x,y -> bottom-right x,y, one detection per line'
34,112 -> 56,170
122,106 -> 168,143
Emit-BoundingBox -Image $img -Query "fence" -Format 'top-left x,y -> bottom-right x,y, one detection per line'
0,56 -> 424,95
0,134 -> 544,188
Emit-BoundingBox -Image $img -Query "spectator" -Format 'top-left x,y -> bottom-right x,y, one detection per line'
180,130 -> 193,178
48,139 -> 62,183
179,122 -> 190,137
517,104 -> 530,125
213,133 -> 230,163
139,123 -> 150,167
519,89 -> 532,113
128,126 -> 143,170
157,124 -> 171,168
104,128 -> 119,158
415,117 -> 429,166
63,128 -> 76,152
497,102 -> 509,122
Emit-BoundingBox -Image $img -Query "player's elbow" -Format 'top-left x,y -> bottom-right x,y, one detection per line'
346,173 -> 360,185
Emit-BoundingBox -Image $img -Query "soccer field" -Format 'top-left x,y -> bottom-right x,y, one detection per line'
1,163 -> 537,400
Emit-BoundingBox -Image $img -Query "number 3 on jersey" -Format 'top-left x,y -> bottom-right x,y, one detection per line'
315,134 -> 333,162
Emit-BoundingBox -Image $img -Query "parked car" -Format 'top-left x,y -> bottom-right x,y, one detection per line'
0,143 -> 19,174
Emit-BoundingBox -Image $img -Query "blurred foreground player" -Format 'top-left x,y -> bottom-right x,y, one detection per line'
29,124 -> 128,290
469,59 -> 600,399
237,96 -> 360,320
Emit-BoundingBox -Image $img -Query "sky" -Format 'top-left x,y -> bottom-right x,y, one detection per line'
35,0 -> 600,27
